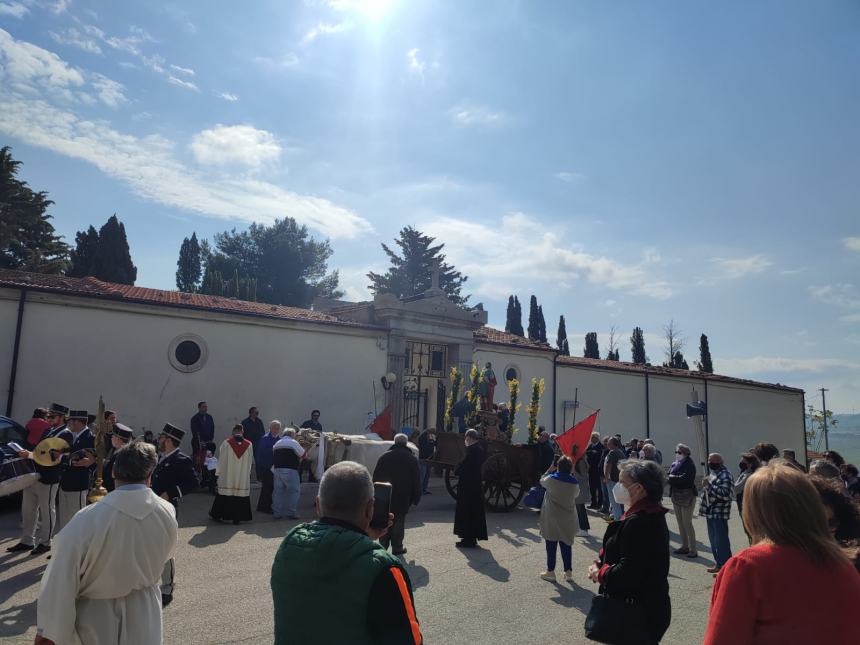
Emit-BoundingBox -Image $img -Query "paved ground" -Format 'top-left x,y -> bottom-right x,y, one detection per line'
0,478 -> 747,644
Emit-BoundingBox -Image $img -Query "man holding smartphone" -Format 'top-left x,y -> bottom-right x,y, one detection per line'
271,461 -> 423,644
373,433 -> 422,556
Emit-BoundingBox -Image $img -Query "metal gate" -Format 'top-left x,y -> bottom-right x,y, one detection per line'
435,381 -> 446,430
402,387 -> 428,430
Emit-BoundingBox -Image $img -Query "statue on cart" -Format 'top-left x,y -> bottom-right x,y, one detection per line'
477,362 -> 497,411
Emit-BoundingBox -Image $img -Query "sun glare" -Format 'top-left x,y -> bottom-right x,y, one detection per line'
355,0 -> 394,22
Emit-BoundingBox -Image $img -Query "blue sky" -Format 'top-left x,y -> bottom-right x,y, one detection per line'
1,0 -> 858,412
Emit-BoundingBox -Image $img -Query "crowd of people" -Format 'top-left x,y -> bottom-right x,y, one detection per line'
5,400 -> 860,644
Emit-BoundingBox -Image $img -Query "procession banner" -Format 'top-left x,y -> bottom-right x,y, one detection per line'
555,410 -> 599,462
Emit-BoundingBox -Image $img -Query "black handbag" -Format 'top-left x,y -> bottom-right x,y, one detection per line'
584,593 -> 648,644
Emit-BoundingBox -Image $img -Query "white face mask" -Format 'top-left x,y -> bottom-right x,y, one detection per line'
613,481 -> 632,506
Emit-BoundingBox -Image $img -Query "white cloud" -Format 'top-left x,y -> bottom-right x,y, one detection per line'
49,27 -> 102,54
554,171 -> 585,183
167,74 -> 198,91
0,28 -> 85,91
809,284 -> 860,310
52,0 -> 71,15
717,356 -> 860,376
218,92 -> 239,102
449,104 -> 507,127
0,2 -> 29,19
843,237 -> 860,252
0,96 -> 373,239
708,255 -> 772,279
407,48 -> 424,77
90,73 -> 126,107
190,125 -> 282,167
169,63 -> 194,76
300,21 -> 350,45
336,265 -> 380,302
422,212 -> 673,300
255,52 -> 300,69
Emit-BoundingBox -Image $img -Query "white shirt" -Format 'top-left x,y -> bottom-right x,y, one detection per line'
273,435 -> 305,457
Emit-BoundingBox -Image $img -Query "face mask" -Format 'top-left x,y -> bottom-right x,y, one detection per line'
738,462 -> 748,471
612,481 -> 631,506
709,463 -> 721,471
233,434 -> 243,441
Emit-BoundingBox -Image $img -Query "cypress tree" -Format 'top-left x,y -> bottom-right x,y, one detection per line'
698,334 -> 713,373
584,332 -> 600,359
527,295 -> 540,341
556,315 -> 570,356
631,327 -> 646,364
505,296 -> 516,334
537,305 -> 547,343
671,351 -> 689,370
176,232 -> 202,292
92,214 -> 137,284
512,296 -> 524,336
67,226 -> 99,277
606,349 -> 620,361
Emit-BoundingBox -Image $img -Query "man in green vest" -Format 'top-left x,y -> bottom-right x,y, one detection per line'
271,461 -> 423,644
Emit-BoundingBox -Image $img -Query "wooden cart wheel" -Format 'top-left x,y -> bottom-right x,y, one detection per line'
481,452 -> 526,511
444,468 -> 459,500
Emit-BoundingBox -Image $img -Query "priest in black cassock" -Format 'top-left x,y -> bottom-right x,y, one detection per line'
454,429 -> 487,548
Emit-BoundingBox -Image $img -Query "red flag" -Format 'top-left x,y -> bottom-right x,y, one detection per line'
369,404 -> 394,441
555,411 -> 599,462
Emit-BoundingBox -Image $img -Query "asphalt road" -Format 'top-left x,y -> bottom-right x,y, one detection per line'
0,477 -> 747,644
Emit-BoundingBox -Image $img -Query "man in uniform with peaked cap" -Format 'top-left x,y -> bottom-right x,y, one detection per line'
8,403 -> 73,556
104,423 -> 134,493
150,423 -> 197,608
56,409 -> 96,533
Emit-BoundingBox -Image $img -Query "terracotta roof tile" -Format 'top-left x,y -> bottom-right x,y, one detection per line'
0,269 -> 380,330
473,327 -> 555,352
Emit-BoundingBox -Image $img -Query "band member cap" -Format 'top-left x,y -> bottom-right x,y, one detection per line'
161,423 -> 185,443
68,409 -> 89,421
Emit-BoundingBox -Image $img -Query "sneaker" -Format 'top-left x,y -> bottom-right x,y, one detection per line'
563,570 -> 574,582
6,542 -> 33,553
540,571 -> 557,582
30,544 -> 50,556
673,547 -> 690,555
576,530 -> 589,538
706,565 -> 721,574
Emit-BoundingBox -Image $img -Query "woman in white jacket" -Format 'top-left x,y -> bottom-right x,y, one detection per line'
538,456 -> 580,582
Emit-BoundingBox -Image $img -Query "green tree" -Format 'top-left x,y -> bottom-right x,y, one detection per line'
511,296 -> 524,336
584,332 -> 600,359
556,315 -> 570,356
0,146 -> 69,273
537,305 -> 547,343
199,217 -> 340,306
806,404 -> 838,453
67,226 -> 99,278
631,326 -> 646,364
505,296 -> 518,334
91,214 -> 137,284
606,349 -> 620,361
698,333 -> 714,373
367,226 -> 468,305
527,295 -> 541,341
176,232 -> 202,292
669,351 -> 689,369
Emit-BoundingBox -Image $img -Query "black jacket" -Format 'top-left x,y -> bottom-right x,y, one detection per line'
598,506 -> 671,643
60,428 -> 95,492
373,444 -> 421,516
417,432 -> 436,460
151,450 -> 198,507
190,412 -> 215,444
585,441 -> 604,470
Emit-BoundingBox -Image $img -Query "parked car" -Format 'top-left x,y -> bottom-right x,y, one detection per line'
0,415 -> 29,509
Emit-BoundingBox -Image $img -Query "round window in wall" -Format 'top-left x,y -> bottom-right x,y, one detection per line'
504,365 -> 520,383
168,334 -> 208,373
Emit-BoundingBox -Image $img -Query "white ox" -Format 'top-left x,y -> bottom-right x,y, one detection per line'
304,432 -> 419,475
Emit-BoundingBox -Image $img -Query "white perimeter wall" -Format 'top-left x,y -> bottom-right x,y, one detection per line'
1,290 -> 387,451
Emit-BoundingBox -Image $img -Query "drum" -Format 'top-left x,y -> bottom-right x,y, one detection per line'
0,457 -> 38,497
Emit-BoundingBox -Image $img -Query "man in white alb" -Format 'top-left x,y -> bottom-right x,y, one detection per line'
35,441 -> 178,645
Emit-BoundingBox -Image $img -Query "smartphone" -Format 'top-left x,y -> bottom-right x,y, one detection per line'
370,482 -> 392,530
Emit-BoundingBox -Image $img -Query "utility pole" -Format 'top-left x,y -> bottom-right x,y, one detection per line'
819,388 -> 829,451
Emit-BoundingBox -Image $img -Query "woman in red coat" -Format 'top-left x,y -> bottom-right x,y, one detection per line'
704,462 -> 860,645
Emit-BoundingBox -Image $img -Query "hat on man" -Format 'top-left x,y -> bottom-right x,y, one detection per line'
68,409 -> 89,421
160,423 -> 185,443
49,403 -> 69,417
113,423 -> 134,442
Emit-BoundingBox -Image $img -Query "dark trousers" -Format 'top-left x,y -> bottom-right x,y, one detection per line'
381,511 -> 407,553
588,467 -> 602,508
576,503 -> 590,530
545,540 -> 572,571
257,470 -> 274,513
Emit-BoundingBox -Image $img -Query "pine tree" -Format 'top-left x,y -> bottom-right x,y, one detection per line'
92,215 -> 137,284
537,305 -> 547,343
584,332 -> 600,359
556,315 -> 570,355
527,295 -> 540,341
511,296 -> 524,336
670,351 -> 689,370
367,226 -> 468,305
67,226 -> 99,277
0,146 -> 69,273
631,327 -> 646,364
698,333 -> 713,373
505,296 -> 516,334
176,232 -> 202,292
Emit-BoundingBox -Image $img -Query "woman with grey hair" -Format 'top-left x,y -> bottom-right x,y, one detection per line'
587,460 -> 671,644
668,443 -> 698,558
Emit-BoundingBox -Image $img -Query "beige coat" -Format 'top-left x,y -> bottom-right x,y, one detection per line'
538,473 -> 580,544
